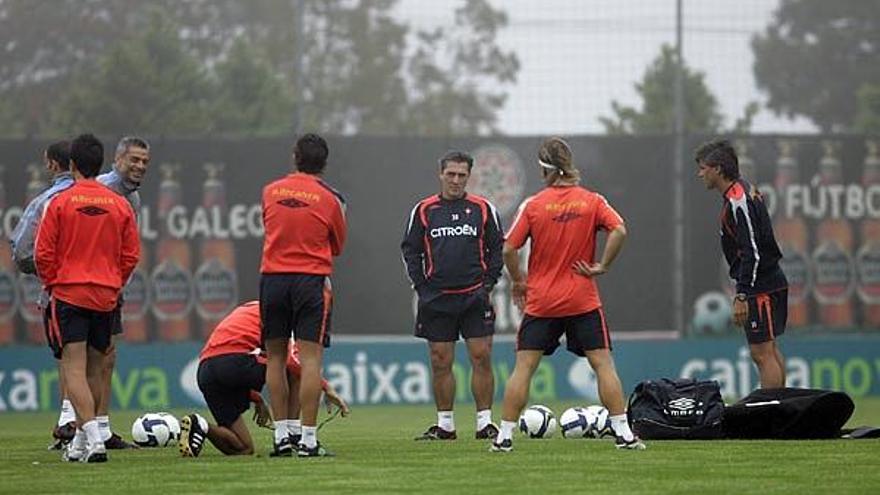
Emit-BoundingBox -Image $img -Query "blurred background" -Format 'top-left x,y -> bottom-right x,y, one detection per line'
0,0 -> 878,409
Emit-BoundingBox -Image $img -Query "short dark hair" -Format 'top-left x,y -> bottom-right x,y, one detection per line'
694,139 -> 739,180
115,136 -> 150,157
294,133 -> 329,174
438,150 -> 474,172
70,133 -> 105,178
45,141 -> 70,171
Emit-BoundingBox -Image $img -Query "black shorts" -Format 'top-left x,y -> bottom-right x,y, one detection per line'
742,289 -> 788,344
260,273 -> 332,346
197,354 -> 266,427
415,291 -> 495,342
111,302 -> 124,335
517,308 -> 611,357
45,298 -> 115,358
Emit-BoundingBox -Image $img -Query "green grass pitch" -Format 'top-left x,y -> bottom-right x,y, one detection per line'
2,399 -> 879,494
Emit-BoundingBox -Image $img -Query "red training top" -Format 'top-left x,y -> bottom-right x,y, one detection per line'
260,172 -> 347,274
35,180 -> 140,311
505,186 -> 624,317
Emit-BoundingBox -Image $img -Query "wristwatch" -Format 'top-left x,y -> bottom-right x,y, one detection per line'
734,293 -> 748,302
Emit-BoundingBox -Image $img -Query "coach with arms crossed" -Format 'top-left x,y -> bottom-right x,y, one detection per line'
402,150 -> 504,441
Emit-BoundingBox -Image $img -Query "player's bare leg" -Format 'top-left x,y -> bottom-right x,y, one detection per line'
416,341 -> 457,440
94,338 -> 132,448
750,341 -> 785,388
297,340 -> 331,456
773,343 -> 787,386
491,350 -> 542,451
585,348 -> 645,450
287,373 -> 303,443
264,337 -> 291,455
207,417 -> 254,455
61,342 -> 106,462
50,365 -> 76,449
466,336 -> 497,439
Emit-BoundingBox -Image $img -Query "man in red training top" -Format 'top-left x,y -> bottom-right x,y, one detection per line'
260,134 -> 347,457
35,133 -> 140,463
178,301 -> 349,458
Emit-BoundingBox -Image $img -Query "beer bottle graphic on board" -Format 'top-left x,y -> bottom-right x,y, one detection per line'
0,165 -> 19,344
194,163 -> 238,337
773,140 -> 811,328
19,163 -> 47,344
812,141 -> 855,329
121,241 -> 151,342
151,164 -> 194,341
856,140 -> 880,328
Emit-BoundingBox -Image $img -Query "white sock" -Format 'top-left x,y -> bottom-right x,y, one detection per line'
610,414 -> 634,441
83,420 -> 103,448
476,409 -> 492,431
95,415 -> 111,442
437,411 -> 455,432
274,420 -> 290,443
288,419 -> 302,436
58,400 -> 76,427
301,426 -> 317,448
498,420 -> 517,442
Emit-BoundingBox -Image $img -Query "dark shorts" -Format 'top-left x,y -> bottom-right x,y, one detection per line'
415,291 -> 495,342
44,298 -> 115,358
517,308 -> 612,357
742,289 -> 788,344
197,354 -> 266,427
260,273 -> 332,347
111,302 -> 124,335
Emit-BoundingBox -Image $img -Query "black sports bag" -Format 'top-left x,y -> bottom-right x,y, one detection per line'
722,388 -> 854,439
627,378 -> 725,440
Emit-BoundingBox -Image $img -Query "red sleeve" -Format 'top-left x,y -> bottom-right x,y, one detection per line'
34,198 -> 60,286
595,194 -> 624,231
329,200 -> 347,256
119,206 -> 141,283
504,198 -> 532,249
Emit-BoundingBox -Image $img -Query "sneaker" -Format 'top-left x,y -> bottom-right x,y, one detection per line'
297,442 -> 334,458
489,438 -> 513,453
62,443 -> 86,462
414,425 -> 457,441
104,432 -> 138,450
475,423 -> 500,440
82,444 -> 108,463
290,434 -> 302,446
53,422 -> 76,442
179,414 -> 207,458
615,435 -> 647,450
270,436 -> 293,457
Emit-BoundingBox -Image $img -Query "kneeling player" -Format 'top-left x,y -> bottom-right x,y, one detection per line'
179,301 -> 348,457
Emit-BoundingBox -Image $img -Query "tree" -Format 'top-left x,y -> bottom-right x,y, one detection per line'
49,10 -> 213,135
599,45 -> 723,135
854,84 -> 880,134
0,0 -> 519,137
752,0 -> 880,132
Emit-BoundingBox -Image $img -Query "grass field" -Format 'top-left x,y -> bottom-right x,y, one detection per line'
2,399 -> 879,494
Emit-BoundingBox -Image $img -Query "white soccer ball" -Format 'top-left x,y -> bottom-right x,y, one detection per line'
131,412 -> 179,447
584,405 -> 613,438
691,291 -> 732,335
519,405 -> 557,438
559,407 -> 591,438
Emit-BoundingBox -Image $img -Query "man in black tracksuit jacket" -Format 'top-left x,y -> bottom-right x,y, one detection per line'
696,139 -> 789,389
401,150 -> 503,441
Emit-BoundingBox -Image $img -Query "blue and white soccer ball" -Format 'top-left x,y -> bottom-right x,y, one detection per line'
131,412 -> 180,447
583,405 -> 613,438
691,291 -> 733,335
519,405 -> 557,438
559,407 -> 590,438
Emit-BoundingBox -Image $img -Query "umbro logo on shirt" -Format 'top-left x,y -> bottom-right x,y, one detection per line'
76,206 -> 109,216
278,198 -> 309,208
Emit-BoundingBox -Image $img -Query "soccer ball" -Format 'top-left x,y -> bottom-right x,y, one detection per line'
131,412 -> 180,447
584,405 -> 613,438
691,291 -> 732,335
559,407 -> 590,438
519,405 -> 557,438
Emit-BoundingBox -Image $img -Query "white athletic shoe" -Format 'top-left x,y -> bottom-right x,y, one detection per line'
82,443 -> 108,463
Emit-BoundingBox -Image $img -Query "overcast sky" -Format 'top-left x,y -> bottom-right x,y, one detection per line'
397,0 -> 818,135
